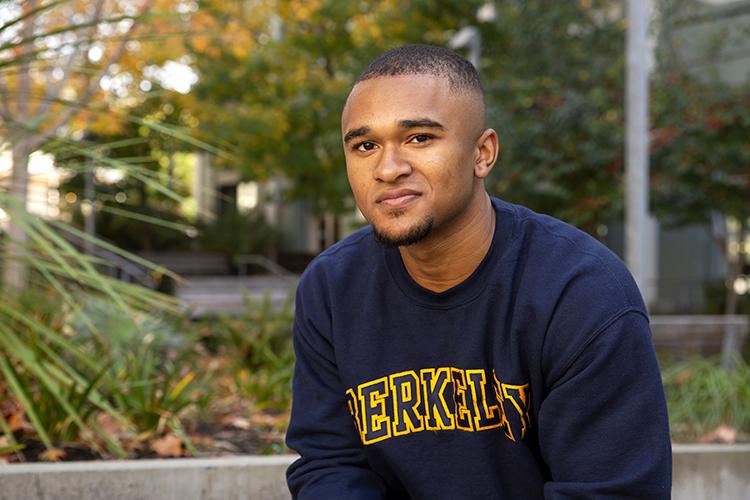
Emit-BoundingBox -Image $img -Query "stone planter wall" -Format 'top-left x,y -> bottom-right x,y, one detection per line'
0,455 -> 295,500
1,445 -> 749,499
672,444 -> 750,500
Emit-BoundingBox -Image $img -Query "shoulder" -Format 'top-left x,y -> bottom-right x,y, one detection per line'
499,198 -> 619,269
492,199 -> 650,383
293,226 -> 379,337
493,198 -> 644,313
297,225 -> 380,296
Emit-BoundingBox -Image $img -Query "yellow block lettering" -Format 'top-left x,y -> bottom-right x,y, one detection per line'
466,369 -> 503,431
451,368 -> 474,431
390,371 -> 424,436
502,383 -> 532,441
345,388 -> 365,443
420,367 -> 455,430
358,376 -> 391,444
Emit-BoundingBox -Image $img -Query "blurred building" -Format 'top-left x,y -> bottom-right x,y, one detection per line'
192,152 -> 363,271
0,148 -> 61,226
646,0 -> 750,312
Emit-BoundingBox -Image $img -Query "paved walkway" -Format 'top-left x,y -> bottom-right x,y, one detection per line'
175,275 -> 297,318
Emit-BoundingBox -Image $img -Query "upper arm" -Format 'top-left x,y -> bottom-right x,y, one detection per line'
285,273 -> 387,499
538,311 -> 672,499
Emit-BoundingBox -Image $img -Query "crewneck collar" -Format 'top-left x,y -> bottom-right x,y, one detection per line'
383,197 -> 516,309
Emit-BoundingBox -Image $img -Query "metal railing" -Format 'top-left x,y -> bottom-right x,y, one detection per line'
234,254 -> 297,284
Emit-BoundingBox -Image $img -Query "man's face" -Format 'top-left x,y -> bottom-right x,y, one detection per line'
341,74 -> 486,247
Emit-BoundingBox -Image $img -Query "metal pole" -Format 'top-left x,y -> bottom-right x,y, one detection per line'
449,26 -> 481,69
626,0 -> 651,302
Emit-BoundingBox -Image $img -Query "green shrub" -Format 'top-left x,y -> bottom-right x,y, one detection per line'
195,207 -> 278,260
197,293 -> 295,410
0,287 -> 127,457
662,356 -> 750,442
0,290 -> 207,458
69,298 -> 209,446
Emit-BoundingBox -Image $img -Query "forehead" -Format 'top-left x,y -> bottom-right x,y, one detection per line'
341,74 -> 475,131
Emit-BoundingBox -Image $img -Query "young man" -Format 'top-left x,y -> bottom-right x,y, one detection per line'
285,44 -> 671,499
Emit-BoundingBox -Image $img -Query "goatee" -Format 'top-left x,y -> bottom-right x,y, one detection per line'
373,216 -> 434,248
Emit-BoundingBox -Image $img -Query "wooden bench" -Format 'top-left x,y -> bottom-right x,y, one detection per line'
650,315 -> 749,366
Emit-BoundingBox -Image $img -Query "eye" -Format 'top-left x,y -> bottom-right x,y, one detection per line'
409,134 -> 433,144
355,141 -> 377,152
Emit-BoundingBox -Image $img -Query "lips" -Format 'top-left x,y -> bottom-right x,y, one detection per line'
376,189 -> 421,209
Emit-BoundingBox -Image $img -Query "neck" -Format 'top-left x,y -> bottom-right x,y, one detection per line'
398,192 -> 495,293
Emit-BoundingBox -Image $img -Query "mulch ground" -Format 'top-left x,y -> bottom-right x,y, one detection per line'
3,408 -> 289,463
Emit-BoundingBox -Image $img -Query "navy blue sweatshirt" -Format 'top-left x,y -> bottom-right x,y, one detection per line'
286,197 -> 671,499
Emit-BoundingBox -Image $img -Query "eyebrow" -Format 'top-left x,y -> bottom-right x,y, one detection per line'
343,126 -> 370,144
343,118 -> 446,144
397,118 -> 446,131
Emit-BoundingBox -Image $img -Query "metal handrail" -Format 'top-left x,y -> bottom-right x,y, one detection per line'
58,230 -> 155,287
234,254 -> 297,284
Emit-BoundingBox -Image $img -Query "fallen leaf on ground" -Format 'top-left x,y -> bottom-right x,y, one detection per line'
187,434 -> 216,448
237,369 -> 251,386
250,411 -> 289,429
674,369 -> 692,385
151,434 -> 183,457
699,425 -> 737,444
96,412 -> 126,436
220,415 -> 251,430
40,448 -> 66,461
7,410 -> 28,432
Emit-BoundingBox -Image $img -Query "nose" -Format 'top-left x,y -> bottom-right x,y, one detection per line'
374,146 -> 412,183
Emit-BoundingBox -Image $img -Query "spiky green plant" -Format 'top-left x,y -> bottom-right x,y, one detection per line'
0,1 -> 224,458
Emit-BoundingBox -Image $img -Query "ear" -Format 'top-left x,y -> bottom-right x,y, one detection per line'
473,128 -> 500,179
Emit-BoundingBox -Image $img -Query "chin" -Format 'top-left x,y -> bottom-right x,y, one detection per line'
372,215 -> 434,248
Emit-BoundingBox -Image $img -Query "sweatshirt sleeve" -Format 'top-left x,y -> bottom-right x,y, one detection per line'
538,310 -> 672,499
285,272 -> 387,499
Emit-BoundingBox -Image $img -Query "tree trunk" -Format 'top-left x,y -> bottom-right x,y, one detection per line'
2,141 -> 32,291
2,1 -> 35,292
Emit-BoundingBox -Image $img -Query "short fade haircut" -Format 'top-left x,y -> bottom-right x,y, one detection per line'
355,44 -> 483,96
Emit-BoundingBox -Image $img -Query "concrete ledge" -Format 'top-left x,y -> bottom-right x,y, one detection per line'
672,444 -> 750,500
0,455 -> 297,500
1,446 -> 749,499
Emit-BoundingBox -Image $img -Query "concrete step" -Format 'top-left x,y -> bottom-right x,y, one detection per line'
175,275 -> 297,318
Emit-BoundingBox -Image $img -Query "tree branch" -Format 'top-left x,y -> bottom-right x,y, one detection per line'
15,0 -> 37,122
32,0 -> 156,150
37,0 -> 106,117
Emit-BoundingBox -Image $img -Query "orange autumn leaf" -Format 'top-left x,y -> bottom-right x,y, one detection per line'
40,448 -> 66,462
7,411 -> 25,432
151,434 -> 183,457
187,434 -> 215,448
